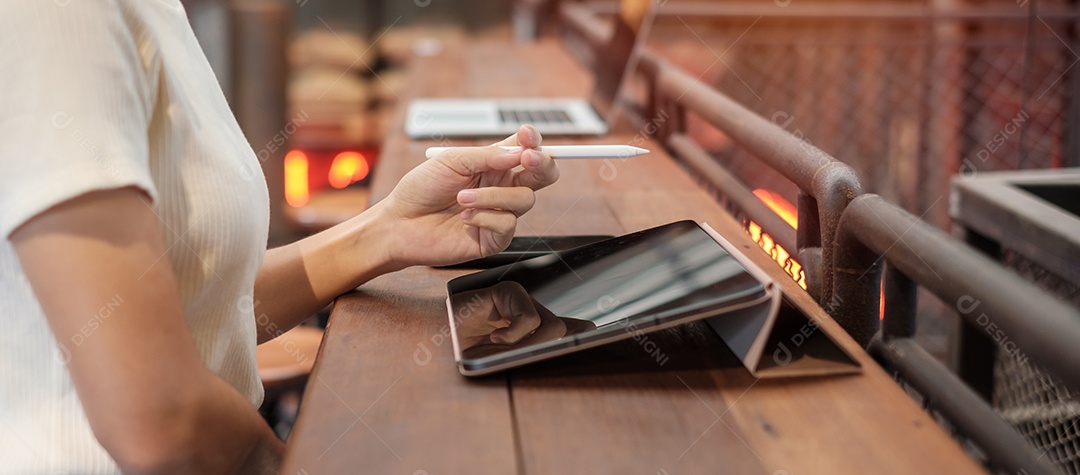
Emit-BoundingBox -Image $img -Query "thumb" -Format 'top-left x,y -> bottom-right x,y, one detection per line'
433,146 -> 523,177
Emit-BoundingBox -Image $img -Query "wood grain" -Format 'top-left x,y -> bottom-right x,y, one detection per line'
280,267 -> 519,475
505,137 -> 983,475
281,34 -> 987,475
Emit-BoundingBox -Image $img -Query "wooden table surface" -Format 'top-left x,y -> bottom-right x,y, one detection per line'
280,36 -> 986,475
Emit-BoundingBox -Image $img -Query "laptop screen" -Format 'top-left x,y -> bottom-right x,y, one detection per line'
404,0 -> 659,138
589,0 -> 657,123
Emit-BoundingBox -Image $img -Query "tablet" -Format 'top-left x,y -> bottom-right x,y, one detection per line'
445,220 -> 782,376
436,235 -> 614,269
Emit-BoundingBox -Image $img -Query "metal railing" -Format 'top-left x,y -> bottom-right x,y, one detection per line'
951,170 -> 1080,474
832,193 -> 1080,474
559,1 -> 871,339
553,1 -> 1080,473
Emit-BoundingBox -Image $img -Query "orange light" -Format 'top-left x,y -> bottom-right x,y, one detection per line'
753,189 -> 798,229
748,221 -> 807,290
327,151 -> 369,189
880,280 -> 886,320
747,190 -> 806,289
284,150 -> 310,207
748,188 -> 884,314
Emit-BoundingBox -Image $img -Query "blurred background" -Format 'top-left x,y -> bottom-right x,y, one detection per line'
183,0 -> 514,246
178,2 -> 1080,471
181,0 -> 1080,245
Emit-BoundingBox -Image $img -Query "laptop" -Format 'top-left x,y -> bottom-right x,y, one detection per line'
405,0 -> 657,138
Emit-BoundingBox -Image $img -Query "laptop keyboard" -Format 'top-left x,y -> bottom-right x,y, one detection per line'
498,108 -> 574,125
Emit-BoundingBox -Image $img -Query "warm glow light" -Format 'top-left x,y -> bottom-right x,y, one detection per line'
748,221 -> 807,289
284,150 -> 310,207
748,190 -> 806,289
748,188 -> 885,315
753,189 -> 798,229
327,151 -> 369,189
880,280 -> 886,320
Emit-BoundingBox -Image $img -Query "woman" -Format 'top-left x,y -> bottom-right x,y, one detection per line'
0,1 -> 558,473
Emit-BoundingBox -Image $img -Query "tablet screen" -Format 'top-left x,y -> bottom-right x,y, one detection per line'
446,220 -> 768,372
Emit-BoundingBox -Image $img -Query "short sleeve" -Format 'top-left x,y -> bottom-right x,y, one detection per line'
0,1 -> 158,239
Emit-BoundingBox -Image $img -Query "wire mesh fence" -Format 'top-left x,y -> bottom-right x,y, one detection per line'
998,248 -> 1080,474
657,1 -> 1078,229
649,3 -> 1080,472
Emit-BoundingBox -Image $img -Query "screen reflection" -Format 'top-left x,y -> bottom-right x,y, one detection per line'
447,221 -> 765,361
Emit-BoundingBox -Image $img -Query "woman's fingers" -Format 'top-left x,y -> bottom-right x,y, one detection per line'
460,209 -> 517,245
489,281 -> 566,345
430,145 -> 557,190
495,125 -> 558,190
487,282 -> 539,344
457,186 -> 535,217
514,148 -> 560,191
494,124 -> 543,148
433,146 -> 523,177
435,124 -> 556,190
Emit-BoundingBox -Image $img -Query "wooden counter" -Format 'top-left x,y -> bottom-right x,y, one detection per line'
280,35 -> 985,475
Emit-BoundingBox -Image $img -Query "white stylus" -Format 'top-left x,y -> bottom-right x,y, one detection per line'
424,145 -> 650,159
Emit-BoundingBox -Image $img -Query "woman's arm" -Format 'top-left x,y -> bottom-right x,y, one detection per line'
251,125 -> 560,342
12,187 -> 282,474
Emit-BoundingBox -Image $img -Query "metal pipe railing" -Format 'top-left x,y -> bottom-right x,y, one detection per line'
834,194 -> 1080,390
666,133 -> 798,254
582,0 -> 1080,22
557,6 -> 1079,472
881,263 -> 917,339
870,337 -> 1062,475
640,51 -> 864,305
559,0 -> 865,305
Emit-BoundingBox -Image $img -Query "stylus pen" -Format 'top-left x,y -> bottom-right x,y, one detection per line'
424,145 -> 650,159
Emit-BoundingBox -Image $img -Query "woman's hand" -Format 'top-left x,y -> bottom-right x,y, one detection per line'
451,281 -> 596,359
251,125 -> 557,341
453,281 -> 566,350
371,125 -> 560,269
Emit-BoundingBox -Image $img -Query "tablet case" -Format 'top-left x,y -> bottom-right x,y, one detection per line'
447,221 -> 861,378
699,224 -> 861,378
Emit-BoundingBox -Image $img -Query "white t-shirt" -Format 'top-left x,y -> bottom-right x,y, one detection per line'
0,1 -> 269,472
